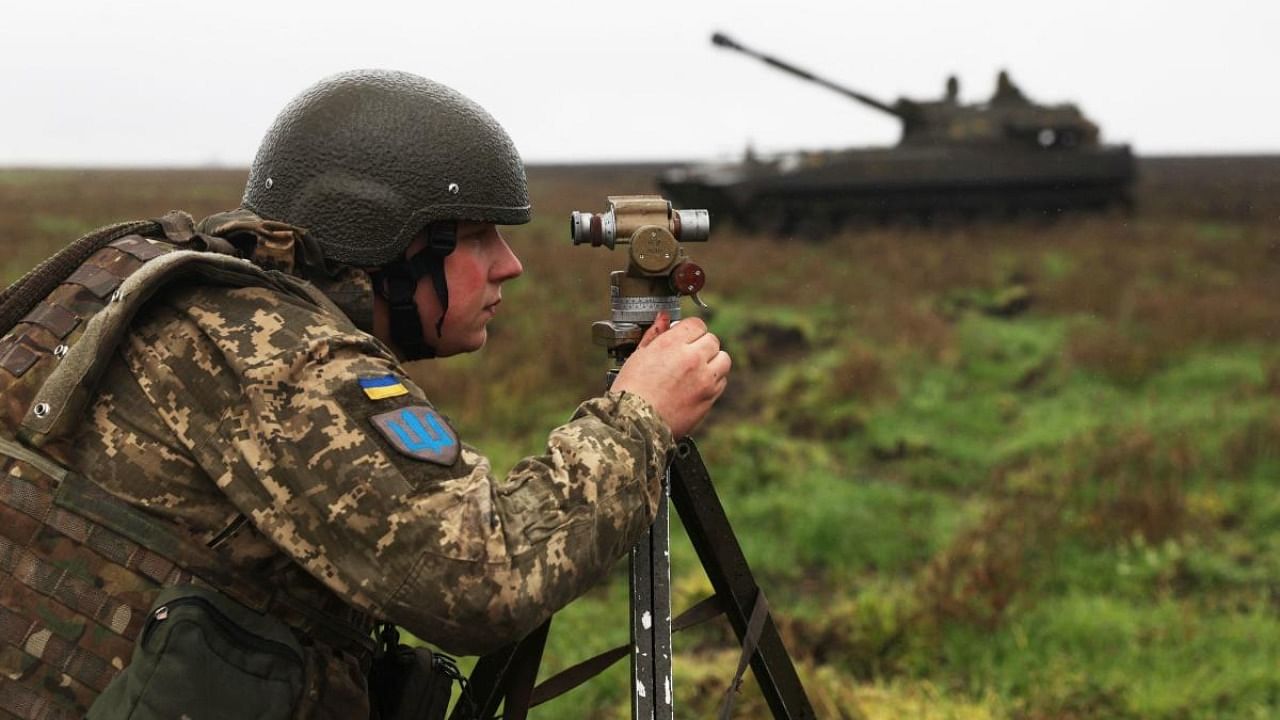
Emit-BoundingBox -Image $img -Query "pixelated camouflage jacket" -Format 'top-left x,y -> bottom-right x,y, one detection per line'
0,219 -> 382,719
0,210 -> 674,717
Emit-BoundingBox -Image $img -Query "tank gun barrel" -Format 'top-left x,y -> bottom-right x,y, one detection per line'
711,32 -> 904,119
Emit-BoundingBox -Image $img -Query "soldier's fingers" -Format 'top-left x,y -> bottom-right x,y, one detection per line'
713,371 -> 729,396
708,350 -> 732,380
638,311 -> 670,348
666,317 -> 708,344
690,331 -> 721,361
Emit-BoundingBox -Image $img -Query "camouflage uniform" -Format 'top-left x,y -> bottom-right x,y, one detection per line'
0,213 -> 673,718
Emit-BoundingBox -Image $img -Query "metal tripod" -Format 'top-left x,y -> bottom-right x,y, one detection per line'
456,437 -> 815,719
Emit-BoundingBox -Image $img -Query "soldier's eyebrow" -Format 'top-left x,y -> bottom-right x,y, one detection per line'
456,222 -> 496,240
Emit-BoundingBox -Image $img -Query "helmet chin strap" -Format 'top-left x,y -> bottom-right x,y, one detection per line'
371,221 -> 457,361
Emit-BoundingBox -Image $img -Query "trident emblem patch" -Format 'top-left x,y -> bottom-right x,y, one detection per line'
370,406 -> 460,466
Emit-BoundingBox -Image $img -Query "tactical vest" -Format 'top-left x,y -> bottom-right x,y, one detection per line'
0,216 -> 375,719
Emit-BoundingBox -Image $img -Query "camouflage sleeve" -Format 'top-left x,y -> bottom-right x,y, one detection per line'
120,284 -> 674,655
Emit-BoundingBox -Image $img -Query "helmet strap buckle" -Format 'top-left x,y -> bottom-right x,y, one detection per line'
371,221 -> 457,360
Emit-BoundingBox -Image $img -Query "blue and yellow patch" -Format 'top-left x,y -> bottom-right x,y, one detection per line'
359,374 -> 409,400
370,406 -> 459,466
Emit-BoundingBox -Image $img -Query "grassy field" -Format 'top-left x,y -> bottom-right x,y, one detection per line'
2,160 -> 1278,718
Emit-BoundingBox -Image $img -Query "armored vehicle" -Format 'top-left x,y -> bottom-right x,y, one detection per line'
659,34 -> 1135,232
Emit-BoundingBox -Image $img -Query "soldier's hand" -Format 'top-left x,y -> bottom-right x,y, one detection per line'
612,311 -> 731,438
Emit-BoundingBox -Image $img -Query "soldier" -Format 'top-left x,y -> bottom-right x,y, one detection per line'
0,70 -> 729,719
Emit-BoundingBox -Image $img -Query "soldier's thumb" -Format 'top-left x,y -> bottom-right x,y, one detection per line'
637,311 -> 670,348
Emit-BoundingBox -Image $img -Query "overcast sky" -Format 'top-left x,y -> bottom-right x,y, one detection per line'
2,0 -> 1276,166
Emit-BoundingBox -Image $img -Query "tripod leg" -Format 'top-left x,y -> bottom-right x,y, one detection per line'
629,519 -> 655,720
454,644 -> 515,720
629,473 -> 673,719
499,621 -> 549,720
668,439 -> 816,720
456,620 -> 549,720
652,476 -> 675,719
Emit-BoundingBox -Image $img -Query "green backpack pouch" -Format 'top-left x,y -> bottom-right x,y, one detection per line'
368,625 -> 462,720
88,584 -> 306,720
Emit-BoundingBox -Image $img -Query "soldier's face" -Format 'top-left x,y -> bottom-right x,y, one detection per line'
408,221 -> 524,357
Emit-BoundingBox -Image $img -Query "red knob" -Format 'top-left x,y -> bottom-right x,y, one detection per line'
670,262 -> 706,296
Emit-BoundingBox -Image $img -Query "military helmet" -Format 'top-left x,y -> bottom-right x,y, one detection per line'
242,69 -> 531,267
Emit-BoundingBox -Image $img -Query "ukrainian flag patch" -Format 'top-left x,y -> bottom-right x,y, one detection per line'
359,374 -> 409,400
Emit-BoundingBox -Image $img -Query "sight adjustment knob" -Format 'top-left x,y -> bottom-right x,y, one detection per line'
669,262 -> 706,296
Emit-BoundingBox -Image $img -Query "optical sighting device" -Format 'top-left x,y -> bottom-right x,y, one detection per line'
571,195 -> 710,365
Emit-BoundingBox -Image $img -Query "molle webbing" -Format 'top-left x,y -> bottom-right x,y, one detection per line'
0,435 -> 263,609
4,234 -> 339,447
0,212 -> 348,446
0,605 -> 120,693
0,221 -> 159,337
0,532 -> 154,638
0,443 -> 184,718
0,680 -> 80,720
0,232 -> 173,434
0,445 -> 376,719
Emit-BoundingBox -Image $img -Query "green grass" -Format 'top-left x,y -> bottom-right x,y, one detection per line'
940,595 -> 1280,719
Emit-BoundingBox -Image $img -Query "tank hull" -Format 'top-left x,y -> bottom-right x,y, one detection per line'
659,144 -> 1135,231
